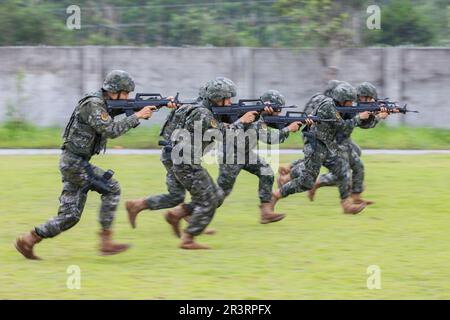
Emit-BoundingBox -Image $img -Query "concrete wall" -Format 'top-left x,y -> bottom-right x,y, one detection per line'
0,46 -> 449,128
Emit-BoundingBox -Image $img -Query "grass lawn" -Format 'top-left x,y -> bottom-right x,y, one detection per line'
0,154 -> 449,299
0,122 -> 449,149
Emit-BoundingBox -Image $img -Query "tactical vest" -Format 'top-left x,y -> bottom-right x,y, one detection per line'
159,109 -> 178,141
302,97 -> 338,149
170,104 -> 199,139
62,92 -> 107,158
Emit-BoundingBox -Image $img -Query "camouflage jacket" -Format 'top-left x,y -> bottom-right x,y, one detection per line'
304,97 -> 361,152
62,90 -> 139,159
171,100 -> 244,164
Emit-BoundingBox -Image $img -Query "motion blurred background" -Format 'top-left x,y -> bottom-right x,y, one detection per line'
0,0 -> 449,149
0,0 -> 449,301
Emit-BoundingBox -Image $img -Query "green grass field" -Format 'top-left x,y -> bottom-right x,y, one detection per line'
0,154 -> 449,299
1,121 -> 449,149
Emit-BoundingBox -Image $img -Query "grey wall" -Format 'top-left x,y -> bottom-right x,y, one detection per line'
0,46 -> 449,128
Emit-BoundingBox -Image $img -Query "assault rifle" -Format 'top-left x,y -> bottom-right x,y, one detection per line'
335,99 -> 419,114
106,92 -> 196,117
262,111 -> 337,127
211,99 -> 296,122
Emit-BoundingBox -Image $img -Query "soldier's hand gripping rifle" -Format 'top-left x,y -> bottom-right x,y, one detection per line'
106,92 -> 196,117
211,99 -> 296,122
262,111 -> 337,127
335,99 -> 419,115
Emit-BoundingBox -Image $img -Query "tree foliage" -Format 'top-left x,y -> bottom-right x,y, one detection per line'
0,0 -> 447,47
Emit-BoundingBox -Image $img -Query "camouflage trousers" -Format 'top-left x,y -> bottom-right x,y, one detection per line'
35,151 -> 120,238
318,141 -> 365,193
281,140 -> 351,200
172,164 -> 222,236
145,148 -> 186,210
217,155 -> 274,207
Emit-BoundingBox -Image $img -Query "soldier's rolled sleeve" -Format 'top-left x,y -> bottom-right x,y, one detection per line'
84,103 -> 140,138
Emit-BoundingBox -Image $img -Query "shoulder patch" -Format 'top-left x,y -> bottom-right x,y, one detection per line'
100,111 -> 110,122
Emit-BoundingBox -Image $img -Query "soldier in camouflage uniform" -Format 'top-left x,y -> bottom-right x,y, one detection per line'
272,83 -> 372,214
125,84 -> 216,237
308,82 -> 391,204
277,80 -> 346,179
303,80 -> 343,114
164,77 -> 257,249
15,70 -> 155,260
216,90 -> 303,224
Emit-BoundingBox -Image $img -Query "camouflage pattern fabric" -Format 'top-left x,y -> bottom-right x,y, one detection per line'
172,164 -> 221,236
35,88 -> 140,238
217,156 -> 274,205
317,112 -> 380,194
318,140 -> 365,193
145,148 -> 186,210
171,102 -> 227,236
62,90 -> 139,158
303,80 -> 345,114
282,97 -> 362,200
102,70 -> 135,93
35,151 -> 121,238
205,77 -> 237,101
356,82 -> 378,99
282,140 -> 351,199
303,92 -> 327,114
260,90 -> 286,106
217,119 -> 290,206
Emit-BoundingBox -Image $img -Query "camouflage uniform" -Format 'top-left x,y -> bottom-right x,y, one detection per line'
217,90 -> 290,206
281,85 -> 362,200
171,100 -> 230,236
303,80 -> 343,114
144,108 -> 187,210
35,75 -> 139,238
144,84 -> 210,211
317,82 -> 381,193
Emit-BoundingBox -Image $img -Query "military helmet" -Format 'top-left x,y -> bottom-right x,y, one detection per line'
198,85 -> 207,100
323,80 -> 344,97
205,77 -> 237,101
356,82 -> 378,99
332,83 -> 357,103
260,90 -> 286,106
102,70 -> 135,93
198,79 -> 215,100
